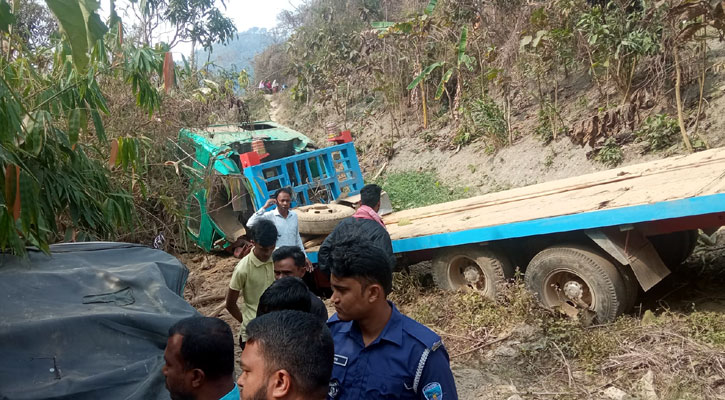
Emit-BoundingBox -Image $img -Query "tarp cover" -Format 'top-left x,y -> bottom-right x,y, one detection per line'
0,242 -> 198,400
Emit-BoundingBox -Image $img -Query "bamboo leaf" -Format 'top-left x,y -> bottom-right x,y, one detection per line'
90,109 -> 106,143
371,21 -> 395,31
435,68 -> 454,100
0,0 -> 15,33
533,29 -> 548,48
45,0 -> 108,71
424,0 -> 438,15
4,165 -> 19,220
520,35 -> 533,48
457,26 -> 468,65
406,61 -> 445,90
68,108 -> 80,145
19,170 -> 38,235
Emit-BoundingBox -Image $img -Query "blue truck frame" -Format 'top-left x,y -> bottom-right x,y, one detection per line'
243,142 -> 364,210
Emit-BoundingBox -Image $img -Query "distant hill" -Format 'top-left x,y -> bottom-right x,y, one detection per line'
195,27 -> 276,76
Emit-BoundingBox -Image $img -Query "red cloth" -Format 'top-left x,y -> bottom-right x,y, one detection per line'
353,205 -> 385,227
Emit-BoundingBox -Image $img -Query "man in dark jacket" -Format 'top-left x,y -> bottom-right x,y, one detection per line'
318,184 -> 394,275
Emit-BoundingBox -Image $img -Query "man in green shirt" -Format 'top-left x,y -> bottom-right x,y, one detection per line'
225,219 -> 278,349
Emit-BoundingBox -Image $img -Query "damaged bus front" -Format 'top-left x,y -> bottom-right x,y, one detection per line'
178,122 -> 315,251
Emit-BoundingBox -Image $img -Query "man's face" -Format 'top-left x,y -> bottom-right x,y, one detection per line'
276,192 -> 292,213
253,243 -> 276,262
163,334 -> 194,400
238,341 -> 271,400
330,275 -> 371,321
274,257 -> 305,280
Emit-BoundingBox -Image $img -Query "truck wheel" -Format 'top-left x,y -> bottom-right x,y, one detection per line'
297,204 -> 355,235
615,263 -> 640,313
525,245 -> 630,323
432,246 -> 514,299
648,230 -> 699,268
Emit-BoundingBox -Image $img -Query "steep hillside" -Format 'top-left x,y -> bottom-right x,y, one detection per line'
254,0 -> 725,195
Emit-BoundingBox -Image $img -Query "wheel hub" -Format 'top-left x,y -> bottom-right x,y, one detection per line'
463,265 -> 481,284
562,280 -> 584,301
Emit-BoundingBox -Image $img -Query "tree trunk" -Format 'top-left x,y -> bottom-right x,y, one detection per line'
190,39 -> 197,72
421,81 -> 428,129
452,74 -> 461,122
673,46 -> 694,153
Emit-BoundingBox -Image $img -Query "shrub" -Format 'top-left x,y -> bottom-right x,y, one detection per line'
635,114 -> 679,151
457,96 -> 508,146
595,138 -> 624,167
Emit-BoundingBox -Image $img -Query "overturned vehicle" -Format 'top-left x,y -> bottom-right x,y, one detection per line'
177,121 -> 389,253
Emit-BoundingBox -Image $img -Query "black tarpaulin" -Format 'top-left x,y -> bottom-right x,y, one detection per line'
0,242 -> 199,400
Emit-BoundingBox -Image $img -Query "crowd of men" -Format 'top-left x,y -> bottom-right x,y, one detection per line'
163,184 -> 458,400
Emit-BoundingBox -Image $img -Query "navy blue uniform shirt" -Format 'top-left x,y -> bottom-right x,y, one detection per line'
326,302 -> 458,400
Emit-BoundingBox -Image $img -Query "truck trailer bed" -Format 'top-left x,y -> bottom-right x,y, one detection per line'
308,147 -> 725,262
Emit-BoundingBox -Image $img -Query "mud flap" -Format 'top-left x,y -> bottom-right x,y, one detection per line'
586,227 -> 671,291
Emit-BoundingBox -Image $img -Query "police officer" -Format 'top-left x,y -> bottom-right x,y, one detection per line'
322,236 -> 458,400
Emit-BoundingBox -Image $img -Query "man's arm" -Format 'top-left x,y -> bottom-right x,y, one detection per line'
247,198 -> 276,227
295,229 -> 306,254
225,288 -> 243,323
226,261 -> 247,323
417,345 -> 458,400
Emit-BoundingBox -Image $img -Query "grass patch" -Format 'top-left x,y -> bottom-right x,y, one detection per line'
375,171 -> 471,211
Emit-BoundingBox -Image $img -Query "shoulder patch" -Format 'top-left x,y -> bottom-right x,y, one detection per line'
422,382 -> 443,400
402,314 -> 441,349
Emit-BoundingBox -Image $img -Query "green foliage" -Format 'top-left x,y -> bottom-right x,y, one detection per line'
595,138 -> 624,167
407,61 -> 445,90
132,0 -> 235,51
45,0 -> 107,71
457,96 -> 507,146
541,316 -> 636,370
635,114 -> 680,151
0,0 -> 15,33
375,171 -> 470,211
576,1 -> 663,94
10,0 -> 57,50
285,0 -> 380,106
0,0 -> 168,255
534,101 -> 566,144
685,311 -> 725,347
423,0 -> 438,16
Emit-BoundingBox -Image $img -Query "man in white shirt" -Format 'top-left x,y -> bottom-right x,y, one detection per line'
246,187 -> 311,269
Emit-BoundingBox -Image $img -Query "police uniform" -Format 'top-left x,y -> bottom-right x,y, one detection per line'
327,302 -> 457,400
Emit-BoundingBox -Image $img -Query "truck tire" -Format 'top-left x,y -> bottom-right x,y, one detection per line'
297,204 -> 355,235
614,264 -> 639,313
525,245 -> 631,323
432,245 -> 514,299
648,230 -> 699,268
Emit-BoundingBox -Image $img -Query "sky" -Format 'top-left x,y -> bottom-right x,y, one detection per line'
100,0 -> 304,58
